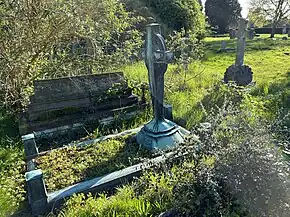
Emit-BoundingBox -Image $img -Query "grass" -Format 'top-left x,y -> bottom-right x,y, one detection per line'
1,34 -> 290,216
37,134 -> 151,192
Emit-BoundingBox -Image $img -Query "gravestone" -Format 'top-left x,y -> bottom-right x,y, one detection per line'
224,19 -> 253,86
282,25 -> 287,34
136,23 -> 189,150
229,28 -> 237,39
288,29 -> 290,37
248,23 -> 255,40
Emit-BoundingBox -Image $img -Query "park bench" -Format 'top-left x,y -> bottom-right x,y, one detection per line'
19,72 -> 146,158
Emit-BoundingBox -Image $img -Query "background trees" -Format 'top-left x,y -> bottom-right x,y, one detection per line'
205,0 -> 242,33
124,0 -> 206,37
0,0 -> 206,113
247,7 -> 269,27
249,0 -> 290,37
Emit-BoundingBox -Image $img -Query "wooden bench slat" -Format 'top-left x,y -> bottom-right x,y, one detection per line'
24,104 -> 143,135
27,95 -> 138,122
30,87 -> 132,104
33,72 -> 125,99
28,97 -> 91,113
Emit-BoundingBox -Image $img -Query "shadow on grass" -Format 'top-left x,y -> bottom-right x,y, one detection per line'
38,135 -> 152,192
0,109 -> 20,147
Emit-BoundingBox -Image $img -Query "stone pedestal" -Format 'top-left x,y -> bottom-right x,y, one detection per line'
136,119 -> 189,150
224,65 -> 253,86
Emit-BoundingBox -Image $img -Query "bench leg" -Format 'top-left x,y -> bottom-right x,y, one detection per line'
26,169 -> 48,216
22,133 -> 38,158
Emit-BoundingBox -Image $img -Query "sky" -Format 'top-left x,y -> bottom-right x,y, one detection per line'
202,0 -> 250,18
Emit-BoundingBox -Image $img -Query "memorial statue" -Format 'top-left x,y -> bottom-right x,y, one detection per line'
136,23 -> 190,150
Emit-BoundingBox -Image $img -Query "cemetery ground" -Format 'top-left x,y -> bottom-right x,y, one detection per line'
0,35 -> 289,216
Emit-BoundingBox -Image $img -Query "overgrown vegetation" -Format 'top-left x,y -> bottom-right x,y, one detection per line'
124,0 -> 206,37
59,83 -> 290,216
0,25 -> 289,217
38,135 -> 151,192
0,0 -> 142,112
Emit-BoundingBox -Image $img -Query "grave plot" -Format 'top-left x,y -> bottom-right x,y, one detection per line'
20,72 -> 148,159
21,73 -> 151,215
35,134 -> 152,192
24,23 -> 190,216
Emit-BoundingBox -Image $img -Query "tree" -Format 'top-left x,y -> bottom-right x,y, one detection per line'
0,0 -> 142,112
247,7 -> 269,27
136,0 -> 206,36
205,0 -> 242,33
249,0 -> 290,38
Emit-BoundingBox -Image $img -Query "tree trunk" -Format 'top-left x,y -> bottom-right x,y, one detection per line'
270,24 -> 276,38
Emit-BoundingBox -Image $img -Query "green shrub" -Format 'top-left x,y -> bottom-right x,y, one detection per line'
141,0 -> 206,37
0,148 -> 26,217
59,187 -> 153,217
0,0 -> 142,112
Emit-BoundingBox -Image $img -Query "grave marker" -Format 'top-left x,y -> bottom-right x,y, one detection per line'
282,24 -> 287,34
136,23 -> 190,150
248,23 -> 255,40
224,19 -> 254,86
229,28 -> 237,39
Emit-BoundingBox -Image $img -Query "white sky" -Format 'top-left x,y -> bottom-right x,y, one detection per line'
202,0 -> 250,18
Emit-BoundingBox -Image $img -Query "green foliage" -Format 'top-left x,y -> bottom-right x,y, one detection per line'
59,187 -> 154,217
142,0 -> 206,36
0,147 -> 26,217
1,36 -> 290,216
0,0 -> 142,112
205,0 -> 242,33
247,7 -> 269,27
37,135 -> 151,192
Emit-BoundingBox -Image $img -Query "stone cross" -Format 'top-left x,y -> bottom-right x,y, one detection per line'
248,23 -> 255,40
145,24 -> 173,123
235,19 -> 248,67
282,24 -> 287,34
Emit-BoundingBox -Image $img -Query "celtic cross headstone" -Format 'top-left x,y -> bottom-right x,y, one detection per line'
235,19 -> 247,66
136,23 -> 190,150
224,19 -> 254,86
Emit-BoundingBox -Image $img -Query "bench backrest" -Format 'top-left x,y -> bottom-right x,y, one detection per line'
19,72 -> 142,137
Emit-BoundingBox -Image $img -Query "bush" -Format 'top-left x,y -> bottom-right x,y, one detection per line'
58,84 -> 290,217
0,0 -> 142,113
140,0 -> 206,37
